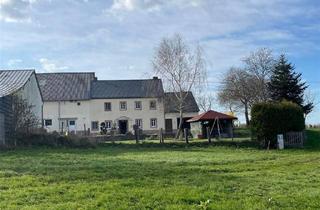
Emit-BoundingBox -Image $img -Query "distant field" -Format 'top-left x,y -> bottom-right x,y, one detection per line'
0,132 -> 320,210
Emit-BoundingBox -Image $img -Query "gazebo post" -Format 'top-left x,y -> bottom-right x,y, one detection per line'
207,127 -> 211,143
231,121 -> 234,141
217,117 -> 221,140
210,118 -> 217,136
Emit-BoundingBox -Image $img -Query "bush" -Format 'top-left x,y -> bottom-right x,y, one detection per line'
13,132 -> 96,148
251,101 -> 305,148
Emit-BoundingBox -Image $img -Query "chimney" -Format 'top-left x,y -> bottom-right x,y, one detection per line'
153,76 -> 158,80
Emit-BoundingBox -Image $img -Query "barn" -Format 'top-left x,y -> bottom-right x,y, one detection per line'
0,70 -> 43,145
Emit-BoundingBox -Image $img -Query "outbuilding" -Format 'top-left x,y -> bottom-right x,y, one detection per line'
187,110 -> 237,139
0,70 -> 43,145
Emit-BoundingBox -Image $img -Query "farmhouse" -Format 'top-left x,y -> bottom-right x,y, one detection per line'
0,70 -> 43,145
37,72 -> 199,135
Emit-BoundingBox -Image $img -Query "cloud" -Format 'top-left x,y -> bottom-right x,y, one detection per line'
0,0 -> 37,22
109,0 -> 201,12
7,58 -> 22,67
39,58 -> 69,73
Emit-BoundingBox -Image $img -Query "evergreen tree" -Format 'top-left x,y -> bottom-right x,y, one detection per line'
268,54 -> 313,115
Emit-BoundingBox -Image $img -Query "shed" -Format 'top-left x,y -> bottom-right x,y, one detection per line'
187,110 -> 237,138
0,70 -> 43,145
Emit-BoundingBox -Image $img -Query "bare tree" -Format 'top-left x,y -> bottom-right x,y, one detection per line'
11,95 -> 40,144
153,34 -> 206,140
218,67 -> 257,126
197,91 -> 214,112
304,90 -> 318,118
242,48 -> 275,102
218,48 -> 275,126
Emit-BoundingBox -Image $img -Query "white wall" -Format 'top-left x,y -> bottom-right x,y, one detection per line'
90,98 -> 165,133
17,73 -> 43,125
43,100 -> 91,132
43,97 -> 166,134
165,112 -> 198,130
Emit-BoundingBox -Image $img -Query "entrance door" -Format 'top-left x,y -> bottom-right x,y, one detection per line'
68,120 -> 76,133
118,120 -> 128,134
165,119 -> 173,133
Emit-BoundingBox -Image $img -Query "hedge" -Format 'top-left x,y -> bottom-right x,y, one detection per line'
251,101 -> 305,148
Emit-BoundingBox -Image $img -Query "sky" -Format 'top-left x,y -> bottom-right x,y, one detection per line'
0,0 -> 319,124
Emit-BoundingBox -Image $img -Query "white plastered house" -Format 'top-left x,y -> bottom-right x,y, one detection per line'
37,72 -> 199,135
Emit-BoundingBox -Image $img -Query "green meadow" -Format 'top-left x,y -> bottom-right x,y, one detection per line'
0,130 -> 319,210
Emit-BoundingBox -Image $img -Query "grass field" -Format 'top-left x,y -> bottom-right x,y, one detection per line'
0,130 -> 319,209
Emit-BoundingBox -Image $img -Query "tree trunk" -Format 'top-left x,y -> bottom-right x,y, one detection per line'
244,103 -> 250,127
175,108 -> 184,140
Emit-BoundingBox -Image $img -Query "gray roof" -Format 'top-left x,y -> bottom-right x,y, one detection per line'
91,79 -> 164,99
164,92 -> 199,113
0,70 -> 34,97
37,72 -> 95,101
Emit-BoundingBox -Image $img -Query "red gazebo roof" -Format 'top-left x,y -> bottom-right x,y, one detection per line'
187,110 -> 237,122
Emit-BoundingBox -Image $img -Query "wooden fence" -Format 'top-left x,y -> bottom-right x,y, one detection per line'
285,132 -> 304,148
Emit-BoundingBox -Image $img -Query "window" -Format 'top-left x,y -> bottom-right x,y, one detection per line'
104,102 -> 112,111
120,101 -> 127,111
69,120 -> 75,126
150,118 -> 157,128
135,119 -> 143,129
150,100 -> 157,110
105,120 -> 112,129
135,101 -> 142,110
91,121 -> 99,131
44,119 -> 52,126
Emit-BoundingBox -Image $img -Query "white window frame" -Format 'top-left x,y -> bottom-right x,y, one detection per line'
104,102 -> 112,111
120,101 -> 127,111
105,120 -> 112,129
150,118 -> 157,128
91,121 -> 99,131
135,101 -> 142,110
135,119 -> 143,129
150,100 -> 157,110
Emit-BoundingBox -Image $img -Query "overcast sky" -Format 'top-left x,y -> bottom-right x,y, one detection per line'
0,0 -> 319,124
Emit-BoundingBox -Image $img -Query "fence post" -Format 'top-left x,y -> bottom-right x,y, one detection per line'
207,127 -> 211,143
134,125 -> 139,144
184,128 -> 189,144
159,128 -> 164,143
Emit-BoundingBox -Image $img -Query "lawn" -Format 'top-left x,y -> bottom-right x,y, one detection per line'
0,133 -> 319,209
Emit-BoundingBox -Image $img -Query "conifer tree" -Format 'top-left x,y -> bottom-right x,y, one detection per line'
268,54 -> 313,115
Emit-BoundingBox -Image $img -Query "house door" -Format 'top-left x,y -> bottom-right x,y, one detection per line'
68,120 -> 76,133
165,119 -> 173,133
118,120 -> 128,134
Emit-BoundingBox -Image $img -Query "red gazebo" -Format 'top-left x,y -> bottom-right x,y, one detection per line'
187,110 -> 238,139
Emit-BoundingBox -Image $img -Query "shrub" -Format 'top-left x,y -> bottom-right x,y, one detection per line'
251,101 -> 305,148
14,132 -> 96,148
